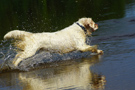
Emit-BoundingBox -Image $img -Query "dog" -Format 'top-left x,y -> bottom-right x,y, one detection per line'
4,17 -> 103,67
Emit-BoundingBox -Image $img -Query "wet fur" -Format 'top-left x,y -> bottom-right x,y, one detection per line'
4,18 -> 103,67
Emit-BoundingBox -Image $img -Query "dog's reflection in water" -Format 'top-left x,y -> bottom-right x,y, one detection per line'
19,55 -> 106,90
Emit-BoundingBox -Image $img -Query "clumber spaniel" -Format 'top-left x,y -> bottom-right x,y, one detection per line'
4,18 -> 103,67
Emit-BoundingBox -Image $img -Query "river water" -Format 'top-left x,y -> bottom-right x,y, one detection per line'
0,0 -> 135,90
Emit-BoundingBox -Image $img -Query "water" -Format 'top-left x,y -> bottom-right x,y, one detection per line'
0,0 -> 135,90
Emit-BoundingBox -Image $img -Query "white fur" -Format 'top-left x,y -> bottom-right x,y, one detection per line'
4,18 -> 103,67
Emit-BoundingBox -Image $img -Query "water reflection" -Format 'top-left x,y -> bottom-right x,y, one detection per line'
19,55 -> 106,90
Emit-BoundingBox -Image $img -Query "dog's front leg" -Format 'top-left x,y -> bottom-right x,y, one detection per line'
78,45 -> 103,54
78,45 -> 97,52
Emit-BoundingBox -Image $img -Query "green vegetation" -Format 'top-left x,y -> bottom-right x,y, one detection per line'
0,0 -> 132,40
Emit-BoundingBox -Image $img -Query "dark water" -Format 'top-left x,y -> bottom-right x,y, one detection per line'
0,0 -> 135,90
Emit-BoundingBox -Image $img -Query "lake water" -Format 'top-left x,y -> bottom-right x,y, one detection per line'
0,0 -> 135,90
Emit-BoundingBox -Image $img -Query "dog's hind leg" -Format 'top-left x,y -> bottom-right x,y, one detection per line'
13,48 -> 37,67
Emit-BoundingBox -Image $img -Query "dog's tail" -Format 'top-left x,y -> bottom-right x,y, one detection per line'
4,30 -> 32,40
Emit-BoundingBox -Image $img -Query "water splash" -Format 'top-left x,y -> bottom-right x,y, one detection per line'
0,40 -> 16,72
0,37 -> 94,72
18,51 -> 92,71
18,37 -> 93,71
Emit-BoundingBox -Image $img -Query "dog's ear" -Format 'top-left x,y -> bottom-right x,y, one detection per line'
84,18 -> 98,31
84,18 -> 92,29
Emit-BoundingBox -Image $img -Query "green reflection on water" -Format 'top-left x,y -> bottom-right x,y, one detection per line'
0,0 -> 133,40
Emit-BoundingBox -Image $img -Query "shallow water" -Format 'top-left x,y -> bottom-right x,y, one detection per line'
0,0 -> 135,90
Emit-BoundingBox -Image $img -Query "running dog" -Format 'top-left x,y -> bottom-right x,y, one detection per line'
4,18 -> 103,67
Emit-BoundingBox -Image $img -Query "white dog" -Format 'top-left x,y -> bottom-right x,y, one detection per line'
4,18 -> 103,67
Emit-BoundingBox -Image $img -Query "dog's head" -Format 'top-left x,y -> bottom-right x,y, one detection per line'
78,18 -> 98,35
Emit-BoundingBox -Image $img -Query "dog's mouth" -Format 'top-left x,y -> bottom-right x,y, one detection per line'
90,28 -> 96,32
91,23 -> 98,32
92,28 -> 95,32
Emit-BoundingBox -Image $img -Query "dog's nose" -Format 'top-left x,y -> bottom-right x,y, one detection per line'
95,24 -> 98,27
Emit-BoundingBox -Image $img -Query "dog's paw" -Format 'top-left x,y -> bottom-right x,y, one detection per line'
91,45 -> 98,52
97,50 -> 103,55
